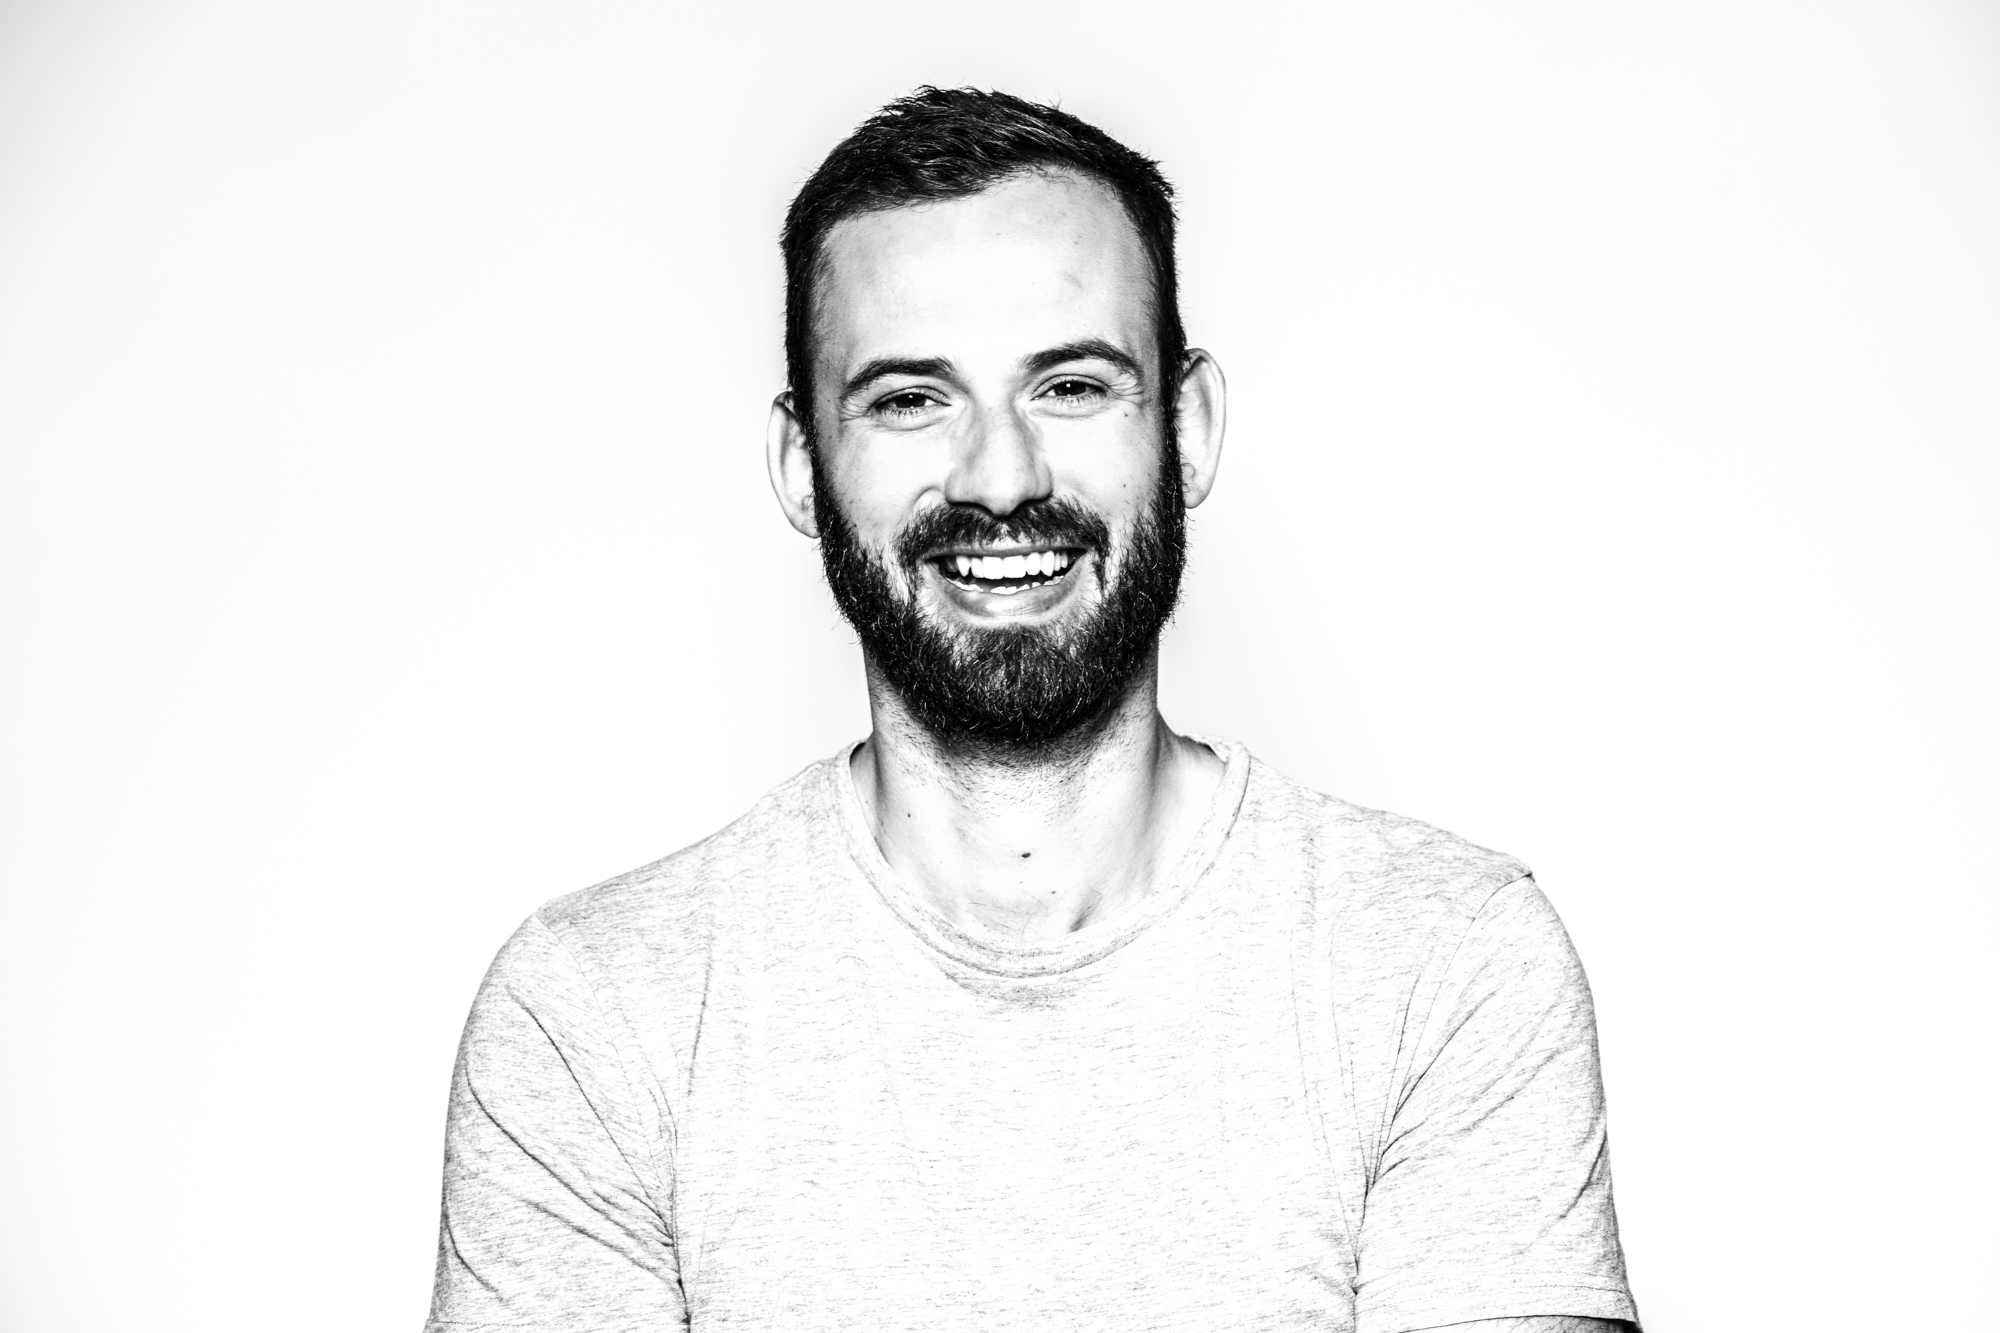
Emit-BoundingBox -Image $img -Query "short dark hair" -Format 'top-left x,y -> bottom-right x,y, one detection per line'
781,87 -> 1185,443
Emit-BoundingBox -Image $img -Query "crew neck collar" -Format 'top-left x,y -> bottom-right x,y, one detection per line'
827,734 -> 1251,979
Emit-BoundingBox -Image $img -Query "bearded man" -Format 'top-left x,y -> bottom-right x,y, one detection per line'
425,88 -> 1641,1333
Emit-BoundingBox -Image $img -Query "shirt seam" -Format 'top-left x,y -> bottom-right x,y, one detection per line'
1392,869 -> 1538,1116
1371,866 -> 1535,1182
1412,868 -> 1545,1094
1362,1271 -> 1634,1298
528,913 -> 680,1251
831,736 -> 1253,980
1357,1272 -> 1640,1326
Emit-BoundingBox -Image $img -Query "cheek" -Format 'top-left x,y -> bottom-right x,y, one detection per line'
1058,413 -> 1167,507
819,446 -> 937,559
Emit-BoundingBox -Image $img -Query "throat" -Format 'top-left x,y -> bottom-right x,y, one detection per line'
851,723 -> 1225,945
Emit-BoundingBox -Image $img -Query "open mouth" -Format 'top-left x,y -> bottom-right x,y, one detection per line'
930,547 -> 1080,596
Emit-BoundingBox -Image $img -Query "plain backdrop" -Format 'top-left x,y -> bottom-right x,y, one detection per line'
1,2 -> 1995,1329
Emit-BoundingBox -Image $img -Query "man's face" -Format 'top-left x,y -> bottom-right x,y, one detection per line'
803,170 -> 1185,750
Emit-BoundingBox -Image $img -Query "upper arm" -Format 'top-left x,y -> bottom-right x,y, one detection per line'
1354,880 -> 1639,1333
427,915 -> 684,1332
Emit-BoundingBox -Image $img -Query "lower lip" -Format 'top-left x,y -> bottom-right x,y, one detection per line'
926,558 -> 1089,618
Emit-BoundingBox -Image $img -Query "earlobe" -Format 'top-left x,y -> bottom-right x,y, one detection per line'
766,390 -> 821,539
1174,349 -> 1227,510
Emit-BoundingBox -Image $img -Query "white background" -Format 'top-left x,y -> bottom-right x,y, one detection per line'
2,2 -> 1994,1329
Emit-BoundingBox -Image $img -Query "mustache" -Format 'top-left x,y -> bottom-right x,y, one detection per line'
894,498 -> 1111,573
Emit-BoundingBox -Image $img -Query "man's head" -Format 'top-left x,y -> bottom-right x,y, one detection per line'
767,89 -> 1225,753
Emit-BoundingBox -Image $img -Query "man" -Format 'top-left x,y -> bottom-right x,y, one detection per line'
426,88 -> 1639,1333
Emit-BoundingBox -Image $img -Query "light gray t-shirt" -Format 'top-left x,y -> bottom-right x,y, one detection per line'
427,741 -> 1637,1332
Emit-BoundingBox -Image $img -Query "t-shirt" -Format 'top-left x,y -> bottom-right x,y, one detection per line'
426,740 -> 1638,1333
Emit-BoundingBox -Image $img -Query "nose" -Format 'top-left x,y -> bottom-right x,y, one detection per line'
942,400 -> 1052,520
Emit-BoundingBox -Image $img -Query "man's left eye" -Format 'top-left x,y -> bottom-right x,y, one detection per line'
1044,379 -> 1101,401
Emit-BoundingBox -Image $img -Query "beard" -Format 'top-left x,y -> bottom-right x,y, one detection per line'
813,446 -> 1188,753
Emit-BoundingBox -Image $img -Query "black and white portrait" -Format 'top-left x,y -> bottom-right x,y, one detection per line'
0,5 -> 1993,1332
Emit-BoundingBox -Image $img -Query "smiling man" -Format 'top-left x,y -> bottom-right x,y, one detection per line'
426,88 -> 1640,1333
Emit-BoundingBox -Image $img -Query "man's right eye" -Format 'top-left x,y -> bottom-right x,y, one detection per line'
877,390 -> 938,417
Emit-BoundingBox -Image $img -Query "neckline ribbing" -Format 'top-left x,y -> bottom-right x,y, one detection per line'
827,735 -> 1252,979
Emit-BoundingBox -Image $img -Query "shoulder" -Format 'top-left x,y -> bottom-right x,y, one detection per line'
462,752 -> 846,1105
1224,751 -> 1576,1023
519,752 -> 840,983
1237,753 -> 1532,923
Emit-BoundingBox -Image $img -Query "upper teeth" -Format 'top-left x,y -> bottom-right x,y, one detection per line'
952,550 -> 1071,580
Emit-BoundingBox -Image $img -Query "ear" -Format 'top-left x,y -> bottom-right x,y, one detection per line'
1173,349 -> 1227,509
766,390 -> 820,539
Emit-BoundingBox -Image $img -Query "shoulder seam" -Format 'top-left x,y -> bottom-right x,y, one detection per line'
1382,869 -> 1539,1144
527,912 -> 679,1238
1430,871 -> 1538,997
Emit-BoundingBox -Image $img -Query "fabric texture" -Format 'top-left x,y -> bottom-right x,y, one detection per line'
426,740 -> 1637,1332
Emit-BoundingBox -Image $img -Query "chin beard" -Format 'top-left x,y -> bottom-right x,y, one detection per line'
813,451 -> 1187,753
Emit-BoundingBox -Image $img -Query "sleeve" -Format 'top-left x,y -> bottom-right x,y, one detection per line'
426,914 -> 685,1332
1353,878 -> 1639,1333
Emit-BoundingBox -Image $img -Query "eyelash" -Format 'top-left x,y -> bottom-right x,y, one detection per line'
877,391 -> 938,418
1042,378 -> 1104,403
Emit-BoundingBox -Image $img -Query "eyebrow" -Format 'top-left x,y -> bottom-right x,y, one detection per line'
840,357 -> 956,402
840,339 -> 1145,403
1021,338 -> 1144,381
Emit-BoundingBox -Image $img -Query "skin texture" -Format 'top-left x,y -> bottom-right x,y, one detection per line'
767,170 -> 1227,943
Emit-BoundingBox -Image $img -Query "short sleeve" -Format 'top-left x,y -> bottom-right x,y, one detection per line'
1354,879 -> 1639,1333
426,915 -> 685,1332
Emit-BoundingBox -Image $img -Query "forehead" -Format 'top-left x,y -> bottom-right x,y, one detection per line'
814,171 -> 1153,379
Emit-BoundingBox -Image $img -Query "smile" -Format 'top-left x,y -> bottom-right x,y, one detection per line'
931,547 -> 1078,596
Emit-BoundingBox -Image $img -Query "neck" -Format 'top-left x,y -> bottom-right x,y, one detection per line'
850,656 -> 1226,944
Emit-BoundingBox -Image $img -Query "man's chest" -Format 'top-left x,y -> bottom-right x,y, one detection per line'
662,937 -> 1359,1330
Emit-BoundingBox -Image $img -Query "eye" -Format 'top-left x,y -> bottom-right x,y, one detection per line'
875,389 -> 941,418
1040,377 -> 1106,406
